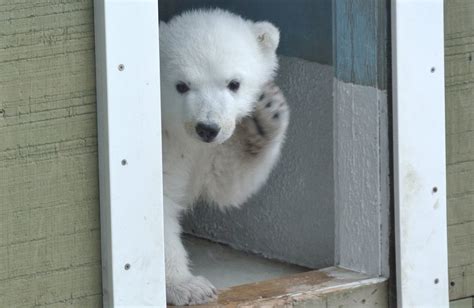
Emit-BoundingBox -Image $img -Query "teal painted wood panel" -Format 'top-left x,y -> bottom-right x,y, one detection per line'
334,0 -> 390,88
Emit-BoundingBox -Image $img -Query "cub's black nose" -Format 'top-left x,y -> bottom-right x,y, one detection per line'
195,122 -> 220,142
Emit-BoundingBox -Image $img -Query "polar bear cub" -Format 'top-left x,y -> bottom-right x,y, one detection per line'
160,9 -> 289,305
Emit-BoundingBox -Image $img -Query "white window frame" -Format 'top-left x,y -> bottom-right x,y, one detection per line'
392,0 -> 449,307
93,0 -> 450,307
94,0 -> 166,306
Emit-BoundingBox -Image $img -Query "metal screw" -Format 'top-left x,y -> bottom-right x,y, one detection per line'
431,67 -> 436,73
432,186 -> 438,193
434,278 -> 439,284
121,159 -> 127,166
118,64 -> 125,71
124,263 -> 131,270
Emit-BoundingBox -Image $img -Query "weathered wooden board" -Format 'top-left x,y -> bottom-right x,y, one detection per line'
186,267 -> 387,308
0,0 -> 102,306
445,0 -> 474,300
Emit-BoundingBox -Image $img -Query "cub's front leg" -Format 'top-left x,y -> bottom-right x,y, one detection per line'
207,81 -> 290,207
164,197 -> 217,305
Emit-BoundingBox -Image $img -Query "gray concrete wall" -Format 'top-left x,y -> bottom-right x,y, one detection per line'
333,81 -> 390,276
332,0 -> 391,277
182,57 -> 335,269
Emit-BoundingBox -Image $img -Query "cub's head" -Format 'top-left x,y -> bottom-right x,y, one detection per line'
160,9 -> 279,144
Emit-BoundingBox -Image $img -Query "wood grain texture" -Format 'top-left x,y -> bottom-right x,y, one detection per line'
445,0 -> 474,300
333,0 -> 389,89
0,0 -> 101,306
185,267 -> 387,308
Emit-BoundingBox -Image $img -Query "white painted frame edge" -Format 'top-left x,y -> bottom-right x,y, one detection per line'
392,0 -> 449,307
94,0 -> 166,306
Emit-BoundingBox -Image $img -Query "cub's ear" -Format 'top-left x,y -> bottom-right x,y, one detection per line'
253,21 -> 280,54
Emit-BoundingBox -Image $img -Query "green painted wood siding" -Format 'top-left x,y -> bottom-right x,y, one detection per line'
445,0 -> 474,301
0,0 -> 102,306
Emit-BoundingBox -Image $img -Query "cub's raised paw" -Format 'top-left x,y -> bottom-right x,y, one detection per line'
253,81 -> 290,139
236,81 -> 289,156
167,275 -> 217,306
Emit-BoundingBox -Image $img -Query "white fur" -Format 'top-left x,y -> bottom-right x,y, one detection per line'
160,9 -> 287,305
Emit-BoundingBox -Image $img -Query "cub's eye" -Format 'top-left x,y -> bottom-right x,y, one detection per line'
227,80 -> 240,92
176,82 -> 190,94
